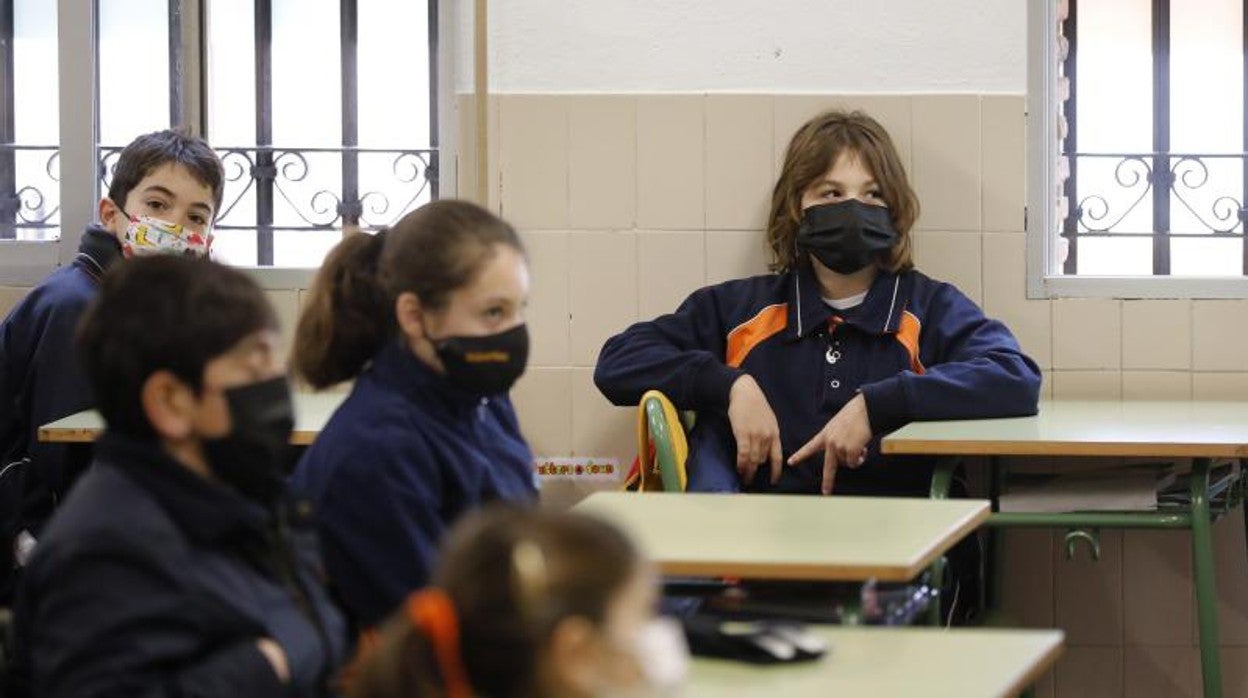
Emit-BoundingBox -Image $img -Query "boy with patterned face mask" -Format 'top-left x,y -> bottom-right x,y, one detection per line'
0,129 -> 223,604
98,131 -> 221,258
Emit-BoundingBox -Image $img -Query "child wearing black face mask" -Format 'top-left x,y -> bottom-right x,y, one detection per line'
593,110 -> 1042,623
289,200 -> 537,632
7,256 -> 346,697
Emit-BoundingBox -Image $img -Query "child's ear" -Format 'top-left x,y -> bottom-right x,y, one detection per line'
545,616 -> 603,694
140,370 -> 196,441
98,197 -> 127,236
394,292 -> 427,340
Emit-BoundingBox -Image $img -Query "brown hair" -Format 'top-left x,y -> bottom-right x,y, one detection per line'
347,506 -> 642,698
766,110 -> 920,273
78,256 -> 276,437
293,200 -> 524,388
108,129 -> 225,213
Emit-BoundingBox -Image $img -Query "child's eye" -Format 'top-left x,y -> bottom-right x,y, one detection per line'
867,190 -> 883,200
190,214 -> 208,226
485,307 -> 505,320
146,200 -> 167,211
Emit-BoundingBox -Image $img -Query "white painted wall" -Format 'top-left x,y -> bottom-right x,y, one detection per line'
464,0 -> 1027,94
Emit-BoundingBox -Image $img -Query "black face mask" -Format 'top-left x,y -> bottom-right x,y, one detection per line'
796,199 -> 899,274
202,376 -> 295,505
432,323 -> 529,396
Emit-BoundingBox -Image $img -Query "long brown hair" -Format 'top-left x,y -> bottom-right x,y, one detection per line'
347,506 -> 642,698
766,110 -> 920,273
293,200 -> 524,388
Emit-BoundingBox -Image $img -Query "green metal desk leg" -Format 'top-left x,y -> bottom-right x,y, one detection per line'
1192,458 -> 1223,698
929,460 -> 954,500
988,456 -> 1006,613
926,460 -> 955,626
1242,461 -> 1248,584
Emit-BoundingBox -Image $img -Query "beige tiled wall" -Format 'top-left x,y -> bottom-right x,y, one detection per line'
482,92 -> 1248,697
0,286 -> 308,383
0,287 -> 28,319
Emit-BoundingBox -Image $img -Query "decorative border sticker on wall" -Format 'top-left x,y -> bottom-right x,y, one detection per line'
534,457 -> 620,480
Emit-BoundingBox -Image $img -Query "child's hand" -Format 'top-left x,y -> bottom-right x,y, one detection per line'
256,637 -> 290,684
727,375 -> 784,486
787,394 -> 873,495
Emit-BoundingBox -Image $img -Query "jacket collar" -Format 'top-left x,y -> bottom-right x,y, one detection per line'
787,263 -> 910,339
368,338 -> 484,413
73,225 -> 124,282
95,431 -> 273,547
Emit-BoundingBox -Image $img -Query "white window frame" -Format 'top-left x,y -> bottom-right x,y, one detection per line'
1027,0 -> 1248,299
0,0 -> 460,290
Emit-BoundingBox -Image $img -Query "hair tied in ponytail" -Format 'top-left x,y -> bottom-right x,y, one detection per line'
405,589 -> 473,698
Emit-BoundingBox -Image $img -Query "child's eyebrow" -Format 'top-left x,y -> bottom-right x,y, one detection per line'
819,178 -> 879,188
141,185 -> 214,213
140,185 -> 176,198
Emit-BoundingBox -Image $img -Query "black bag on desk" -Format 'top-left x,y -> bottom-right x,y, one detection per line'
681,616 -> 828,664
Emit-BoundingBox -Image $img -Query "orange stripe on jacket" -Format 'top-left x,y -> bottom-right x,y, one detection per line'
896,310 -> 926,374
725,304 -> 788,368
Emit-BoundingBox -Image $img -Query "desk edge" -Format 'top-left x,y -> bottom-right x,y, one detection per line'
881,439 -> 1248,458
1003,633 -> 1065,697
902,503 -> 993,579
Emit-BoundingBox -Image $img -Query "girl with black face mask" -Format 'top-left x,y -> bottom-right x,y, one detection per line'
594,110 -> 1041,625
289,200 -> 537,632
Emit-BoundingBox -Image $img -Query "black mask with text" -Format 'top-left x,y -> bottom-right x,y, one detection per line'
431,323 -> 529,396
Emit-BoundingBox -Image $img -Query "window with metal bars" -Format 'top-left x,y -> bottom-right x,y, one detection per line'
0,0 -> 60,242
1,0 -> 440,268
1059,0 -> 1248,277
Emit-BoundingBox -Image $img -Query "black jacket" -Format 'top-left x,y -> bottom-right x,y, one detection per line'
290,340 -> 537,627
0,226 -> 122,602
9,432 -> 347,697
595,266 -> 1040,495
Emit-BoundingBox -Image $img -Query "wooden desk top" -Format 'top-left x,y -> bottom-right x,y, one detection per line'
575,492 -> 989,582
37,392 -> 347,446
881,400 -> 1248,459
683,625 -> 1064,698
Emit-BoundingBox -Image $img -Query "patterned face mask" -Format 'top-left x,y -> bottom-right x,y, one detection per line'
120,212 -> 213,258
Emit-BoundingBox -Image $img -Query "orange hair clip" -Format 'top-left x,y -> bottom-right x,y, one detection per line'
405,589 -> 473,698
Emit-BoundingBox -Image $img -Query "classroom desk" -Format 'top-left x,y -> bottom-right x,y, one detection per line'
38,392 -> 348,446
881,400 -> 1248,698
683,625 -> 1064,698
575,491 -> 990,582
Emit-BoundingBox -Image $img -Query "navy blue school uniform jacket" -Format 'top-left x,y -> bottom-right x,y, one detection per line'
595,264 -> 1042,496
9,432 -> 347,698
0,226 -> 122,601
290,340 -> 537,627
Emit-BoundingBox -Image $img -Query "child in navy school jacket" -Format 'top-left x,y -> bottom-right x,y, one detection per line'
289,200 -> 537,629
0,129 -> 222,603
594,110 -> 1040,623
9,256 -> 344,697
595,109 -> 1041,498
